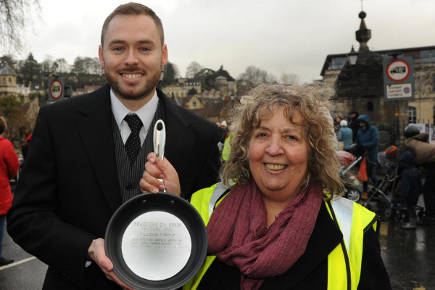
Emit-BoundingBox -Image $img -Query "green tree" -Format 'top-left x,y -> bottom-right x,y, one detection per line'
19,53 -> 41,87
0,54 -> 16,68
0,96 -> 32,143
188,87 -> 198,96
160,61 -> 179,87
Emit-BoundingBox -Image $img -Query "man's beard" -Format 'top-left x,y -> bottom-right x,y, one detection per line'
105,67 -> 161,101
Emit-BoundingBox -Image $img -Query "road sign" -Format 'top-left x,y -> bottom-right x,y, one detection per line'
48,77 -> 65,102
386,83 -> 413,99
386,59 -> 411,82
383,56 -> 414,101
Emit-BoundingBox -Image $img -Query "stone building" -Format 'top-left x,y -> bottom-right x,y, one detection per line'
161,78 -> 201,100
321,11 -> 435,128
214,76 -> 237,96
0,63 -> 18,97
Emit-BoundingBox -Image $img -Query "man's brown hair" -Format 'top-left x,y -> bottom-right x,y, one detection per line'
101,2 -> 164,47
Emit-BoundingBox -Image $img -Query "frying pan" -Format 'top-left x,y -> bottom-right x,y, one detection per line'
105,192 -> 207,290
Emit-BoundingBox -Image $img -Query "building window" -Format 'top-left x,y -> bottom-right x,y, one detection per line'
331,57 -> 348,70
193,101 -> 197,107
408,106 -> 417,123
421,50 -> 435,63
367,102 -> 373,112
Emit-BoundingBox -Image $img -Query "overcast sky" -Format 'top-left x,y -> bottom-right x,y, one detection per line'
10,0 -> 435,82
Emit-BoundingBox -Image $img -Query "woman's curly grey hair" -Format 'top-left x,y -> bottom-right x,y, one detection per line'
220,83 -> 344,198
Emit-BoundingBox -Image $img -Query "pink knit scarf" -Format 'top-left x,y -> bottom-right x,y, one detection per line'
207,180 -> 323,290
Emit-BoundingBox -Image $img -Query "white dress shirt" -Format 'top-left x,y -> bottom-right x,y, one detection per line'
110,89 -> 159,145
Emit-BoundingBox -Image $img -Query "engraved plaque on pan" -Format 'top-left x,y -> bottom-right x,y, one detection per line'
121,211 -> 192,281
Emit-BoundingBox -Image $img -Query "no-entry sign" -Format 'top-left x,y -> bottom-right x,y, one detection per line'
386,59 -> 411,82
47,77 -> 65,102
383,56 -> 414,101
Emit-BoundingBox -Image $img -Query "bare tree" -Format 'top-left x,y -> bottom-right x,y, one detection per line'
186,61 -> 203,79
238,66 -> 270,83
41,55 -> 54,73
53,58 -> 70,73
279,72 -> 298,85
0,0 -> 41,53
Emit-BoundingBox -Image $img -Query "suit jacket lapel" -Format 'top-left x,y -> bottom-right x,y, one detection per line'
77,84 -> 121,213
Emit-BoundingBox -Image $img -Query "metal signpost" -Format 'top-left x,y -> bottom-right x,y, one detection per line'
383,55 -> 415,145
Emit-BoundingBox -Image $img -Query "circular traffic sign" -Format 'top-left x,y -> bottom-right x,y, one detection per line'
49,79 -> 63,100
386,59 -> 410,82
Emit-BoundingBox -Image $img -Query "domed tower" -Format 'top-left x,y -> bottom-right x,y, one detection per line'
0,63 -> 18,97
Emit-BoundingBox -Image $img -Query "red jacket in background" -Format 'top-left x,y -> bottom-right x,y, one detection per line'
0,136 -> 19,215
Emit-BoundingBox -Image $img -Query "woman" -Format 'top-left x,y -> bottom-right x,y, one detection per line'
141,83 -> 391,289
355,114 -> 379,200
0,116 -> 19,266
337,120 -> 353,151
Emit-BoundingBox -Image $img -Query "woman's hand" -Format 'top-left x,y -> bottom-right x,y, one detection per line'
140,152 -> 181,196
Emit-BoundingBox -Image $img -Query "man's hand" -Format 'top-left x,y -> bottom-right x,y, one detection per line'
87,238 -> 134,290
140,152 -> 181,196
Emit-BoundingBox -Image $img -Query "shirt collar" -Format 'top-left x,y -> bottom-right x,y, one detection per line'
110,89 -> 159,132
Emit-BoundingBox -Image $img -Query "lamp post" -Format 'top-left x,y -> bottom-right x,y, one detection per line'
347,46 -> 358,66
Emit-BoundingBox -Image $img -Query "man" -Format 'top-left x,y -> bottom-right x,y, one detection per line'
355,114 -> 379,200
7,3 -> 220,290
348,111 -> 359,143
404,125 -> 435,225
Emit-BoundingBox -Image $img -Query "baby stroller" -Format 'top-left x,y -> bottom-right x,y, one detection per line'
362,152 -> 425,221
337,151 -> 363,202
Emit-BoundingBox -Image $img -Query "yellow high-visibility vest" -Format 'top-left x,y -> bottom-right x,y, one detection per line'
221,134 -> 232,161
184,183 -> 377,290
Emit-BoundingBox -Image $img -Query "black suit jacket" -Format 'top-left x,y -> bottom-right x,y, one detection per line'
7,84 -> 221,290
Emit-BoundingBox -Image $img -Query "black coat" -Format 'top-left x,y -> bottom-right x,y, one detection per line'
7,84 -> 221,290
197,203 -> 391,290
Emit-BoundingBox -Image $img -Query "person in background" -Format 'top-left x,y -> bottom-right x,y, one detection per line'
337,120 -> 353,152
219,120 -> 229,143
221,122 -> 233,162
385,145 -> 421,229
348,111 -> 360,143
0,116 -> 19,266
333,116 -> 342,133
141,83 -> 391,289
404,125 -> 435,225
21,133 -> 32,160
355,114 -> 379,200
7,3 -> 220,289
